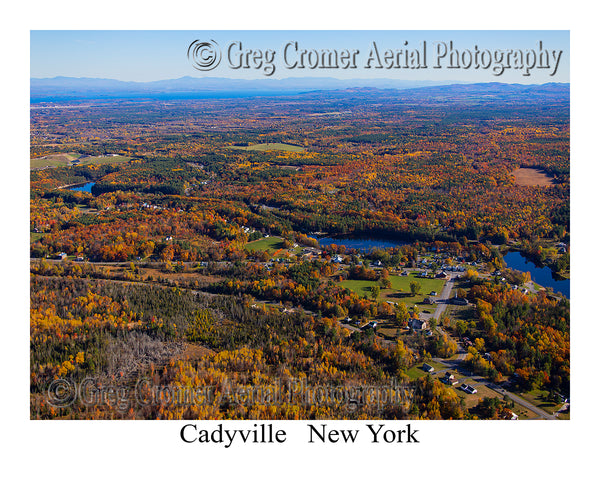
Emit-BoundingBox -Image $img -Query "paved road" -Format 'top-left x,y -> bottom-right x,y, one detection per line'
418,272 -> 459,324
432,273 -> 459,320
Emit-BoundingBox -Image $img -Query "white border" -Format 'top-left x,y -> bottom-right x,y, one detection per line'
4,1 -> 597,477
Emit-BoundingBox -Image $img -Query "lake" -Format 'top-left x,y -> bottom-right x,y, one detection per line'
503,251 -> 569,298
310,235 -> 409,252
67,182 -> 95,193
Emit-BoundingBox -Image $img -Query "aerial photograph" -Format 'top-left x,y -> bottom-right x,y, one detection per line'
29,30 -> 570,421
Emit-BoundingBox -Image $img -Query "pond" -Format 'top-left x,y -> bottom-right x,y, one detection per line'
310,234 -> 409,252
66,182 -> 95,193
503,251 -> 569,298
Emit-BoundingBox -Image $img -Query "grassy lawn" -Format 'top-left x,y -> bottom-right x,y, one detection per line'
452,381 -> 502,410
229,142 -> 305,153
376,322 -> 406,340
339,279 -> 378,296
244,236 -> 287,252
519,388 -> 564,415
339,273 -> 447,309
443,303 -> 476,327
406,360 -> 449,380
388,274 -> 446,296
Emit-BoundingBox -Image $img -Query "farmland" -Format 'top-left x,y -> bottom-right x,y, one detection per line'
511,167 -> 555,186
31,152 -> 131,169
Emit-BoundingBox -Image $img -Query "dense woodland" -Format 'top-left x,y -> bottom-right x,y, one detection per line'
30,85 -> 569,419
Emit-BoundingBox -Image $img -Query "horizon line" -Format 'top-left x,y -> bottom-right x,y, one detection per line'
30,75 -> 570,85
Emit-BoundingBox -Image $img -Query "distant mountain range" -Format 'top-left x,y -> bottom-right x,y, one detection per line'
30,76 -> 570,102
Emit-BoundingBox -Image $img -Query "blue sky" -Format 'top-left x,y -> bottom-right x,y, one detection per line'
31,30 -> 569,83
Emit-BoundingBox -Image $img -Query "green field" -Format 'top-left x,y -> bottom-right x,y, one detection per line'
406,360 -> 448,380
30,153 -> 80,169
31,153 -> 131,169
340,273 -> 446,308
229,143 -> 305,153
244,236 -> 287,252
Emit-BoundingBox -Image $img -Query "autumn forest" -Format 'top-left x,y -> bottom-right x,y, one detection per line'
30,83 -> 570,420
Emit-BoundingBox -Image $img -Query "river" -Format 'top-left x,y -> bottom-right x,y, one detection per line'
503,251 -> 569,298
309,234 -> 409,252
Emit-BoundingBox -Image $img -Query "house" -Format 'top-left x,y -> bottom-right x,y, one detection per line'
423,297 -> 436,305
435,271 -> 448,279
410,318 -> 427,331
56,252 -> 67,260
442,372 -> 459,385
430,291 -> 437,296
460,384 -> 477,394
451,296 -> 469,305
422,363 -> 434,373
